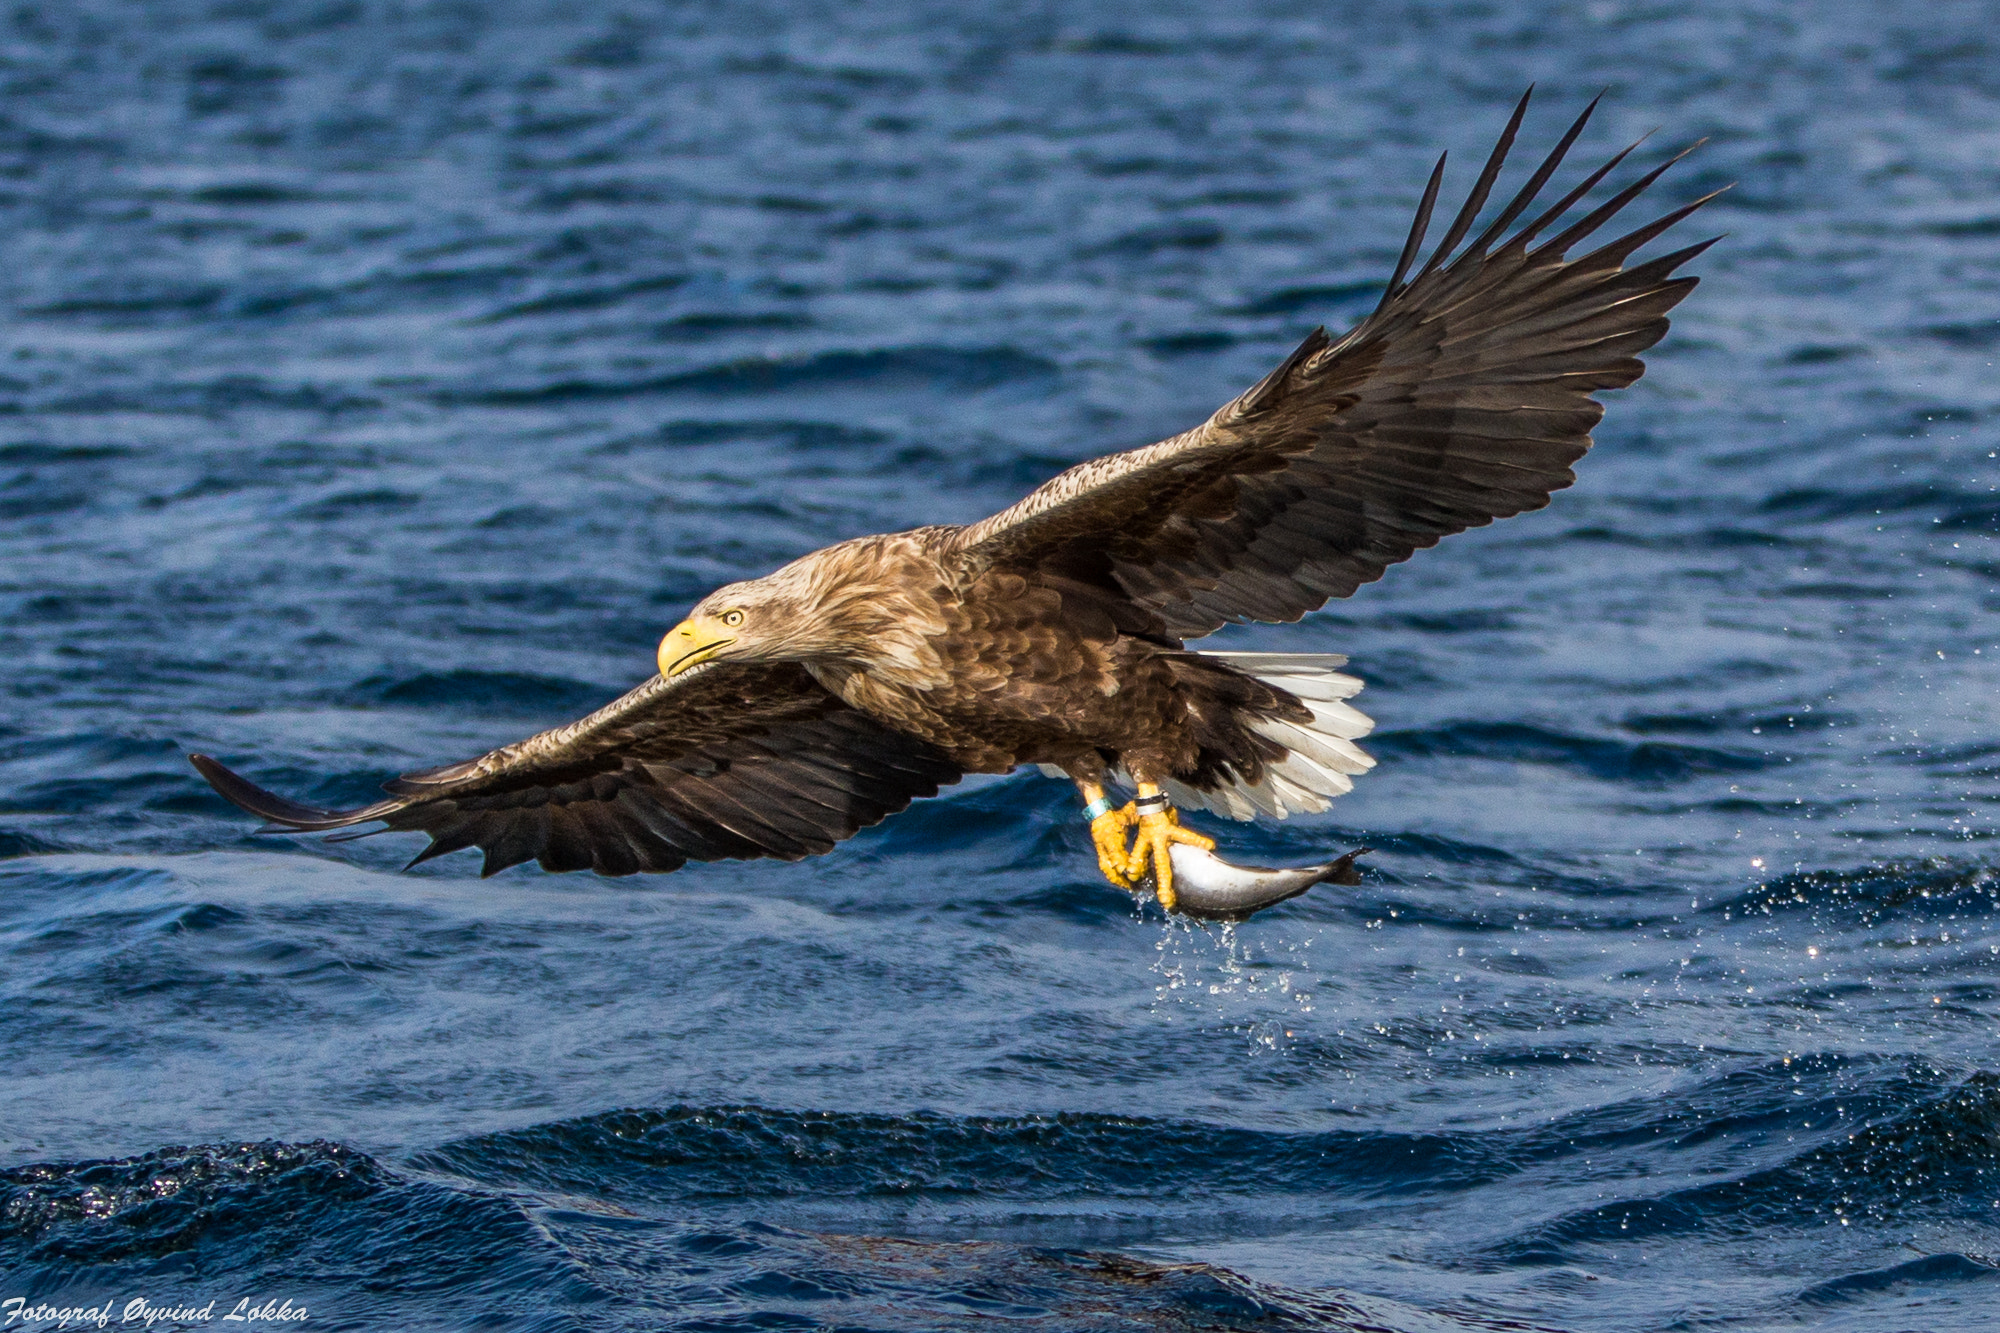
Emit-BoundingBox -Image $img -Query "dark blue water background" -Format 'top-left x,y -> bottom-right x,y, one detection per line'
0,2 -> 1996,1328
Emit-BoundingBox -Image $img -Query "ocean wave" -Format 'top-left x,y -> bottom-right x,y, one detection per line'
439,347 -> 1059,406
347,669 -> 616,716
1370,722 -> 1766,784
598,418 -> 893,454
1724,860 -> 2000,925
0,1137 -> 1463,1332
1798,1251 -> 2000,1305
412,1105 -> 1512,1205
1487,1065 -> 2000,1261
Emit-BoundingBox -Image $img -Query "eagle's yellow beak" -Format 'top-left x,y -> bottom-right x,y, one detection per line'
658,617 -> 736,678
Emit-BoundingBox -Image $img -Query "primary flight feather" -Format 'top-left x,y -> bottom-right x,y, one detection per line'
192,92 -> 1717,912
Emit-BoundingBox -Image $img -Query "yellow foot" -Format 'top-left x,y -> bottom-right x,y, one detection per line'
1121,803 -> 1214,913
1089,801 -> 1138,888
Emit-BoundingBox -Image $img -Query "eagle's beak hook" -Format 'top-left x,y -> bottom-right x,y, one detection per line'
658,618 -> 735,678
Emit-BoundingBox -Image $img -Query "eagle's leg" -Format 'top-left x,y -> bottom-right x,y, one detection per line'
1119,780 -> 1215,913
1075,779 -> 1137,888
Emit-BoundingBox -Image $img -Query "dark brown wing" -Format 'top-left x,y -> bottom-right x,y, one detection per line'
948,92 -> 1721,638
190,661 -> 962,877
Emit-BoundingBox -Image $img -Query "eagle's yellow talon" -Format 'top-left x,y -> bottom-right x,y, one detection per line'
1121,808 -> 1214,913
1089,801 -> 1137,888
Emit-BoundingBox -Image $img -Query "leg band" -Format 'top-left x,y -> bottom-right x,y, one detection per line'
1134,793 -> 1169,815
1081,796 -> 1116,822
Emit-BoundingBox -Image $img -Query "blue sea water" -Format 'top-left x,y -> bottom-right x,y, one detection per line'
0,0 -> 1996,1327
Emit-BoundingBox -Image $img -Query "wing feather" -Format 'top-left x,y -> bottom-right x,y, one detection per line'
948,94 -> 1718,636
483,807 -> 549,876
190,661 -> 961,877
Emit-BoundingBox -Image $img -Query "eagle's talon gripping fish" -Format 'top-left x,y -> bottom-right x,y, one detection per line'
191,91 -> 1715,914
1133,844 -> 1372,923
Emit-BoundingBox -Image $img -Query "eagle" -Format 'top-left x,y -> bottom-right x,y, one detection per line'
191,93 -> 1716,911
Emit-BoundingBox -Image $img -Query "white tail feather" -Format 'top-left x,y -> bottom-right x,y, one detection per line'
1042,651 -> 1374,822
1177,651 -> 1374,821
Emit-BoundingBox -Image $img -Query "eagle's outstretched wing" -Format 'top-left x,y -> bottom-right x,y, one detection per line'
191,661 -> 962,876
949,92 -> 1720,639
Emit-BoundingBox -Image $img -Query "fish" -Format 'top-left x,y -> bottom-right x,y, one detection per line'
1133,844 -> 1371,922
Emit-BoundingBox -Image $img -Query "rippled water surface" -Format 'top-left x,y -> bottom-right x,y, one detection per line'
2,1 -> 1997,1328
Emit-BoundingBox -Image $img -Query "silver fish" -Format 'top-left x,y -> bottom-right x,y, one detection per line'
1134,844 -> 1371,922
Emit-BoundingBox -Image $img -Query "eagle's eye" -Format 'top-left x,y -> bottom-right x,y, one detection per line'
722,609 -> 746,628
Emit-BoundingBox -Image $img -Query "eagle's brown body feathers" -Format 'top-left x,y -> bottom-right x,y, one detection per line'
191,94 -> 1717,880
798,530 -> 1304,786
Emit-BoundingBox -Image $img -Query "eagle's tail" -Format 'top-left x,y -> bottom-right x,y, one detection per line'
1163,652 -> 1375,821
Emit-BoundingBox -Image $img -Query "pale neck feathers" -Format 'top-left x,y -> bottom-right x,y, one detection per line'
741,530 -> 955,690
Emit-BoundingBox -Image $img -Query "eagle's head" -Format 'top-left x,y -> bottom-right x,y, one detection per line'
655,535 -> 947,683
655,576 -> 800,677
